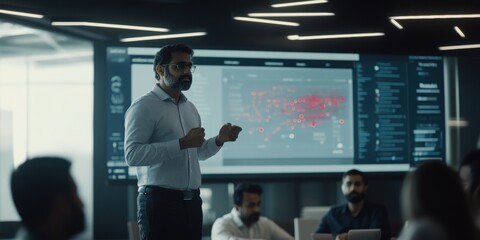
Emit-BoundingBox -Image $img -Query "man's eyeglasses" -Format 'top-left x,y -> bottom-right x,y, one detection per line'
163,63 -> 197,73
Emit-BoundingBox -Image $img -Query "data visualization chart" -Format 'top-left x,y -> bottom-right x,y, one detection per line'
222,67 -> 354,165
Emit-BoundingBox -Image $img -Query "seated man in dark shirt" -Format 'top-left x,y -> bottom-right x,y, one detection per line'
315,169 -> 391,240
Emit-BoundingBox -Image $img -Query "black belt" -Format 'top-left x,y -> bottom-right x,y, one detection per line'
138,185 -> 200,200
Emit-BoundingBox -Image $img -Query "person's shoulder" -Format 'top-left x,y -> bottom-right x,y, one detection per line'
211,213 -> 236,235
366,201 -> 387,210
321,204 -> 344,218
365,201 -> 389,216
212,214 -> 228,226
215,211 -> 235,223
329,204 -> 346,213
127,92 -> 161,111
257,216 -> 282,228
258,215 -> 274,223
133,91 -> 158,104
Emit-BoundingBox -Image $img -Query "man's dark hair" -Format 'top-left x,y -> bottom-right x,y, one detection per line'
234,183 -> 263,206
460,149 -> 480,195
343,169 -> 367,185
153,43 -> 194,80
10,157 -> 73,228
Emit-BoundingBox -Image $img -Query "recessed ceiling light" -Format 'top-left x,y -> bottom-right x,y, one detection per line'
390,19 -> 403,29
0,8 -> 43,19
51,21 -> 169,32
233,17 -> 299,26
388,14 -> 480,29
287,32 -> 384,40
120,32 -> 206,42
271,0 -> 328,8
248,12 -> 334,17
454,26 -> 465,38
390,14 -> 480,20
438,43 -> 480,51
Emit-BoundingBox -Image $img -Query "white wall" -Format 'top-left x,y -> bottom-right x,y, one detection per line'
0,48 -> 94,239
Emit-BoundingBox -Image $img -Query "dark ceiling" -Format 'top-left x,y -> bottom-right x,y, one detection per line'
1,0 -> 480,55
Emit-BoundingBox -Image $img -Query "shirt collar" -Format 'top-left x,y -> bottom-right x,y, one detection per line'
231,208 -> 247,229
152,84 -> 187,103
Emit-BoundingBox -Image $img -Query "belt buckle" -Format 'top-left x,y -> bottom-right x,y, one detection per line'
183,190 -> 194,200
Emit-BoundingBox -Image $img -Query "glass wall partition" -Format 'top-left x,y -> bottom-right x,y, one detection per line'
0,19 -> 94,239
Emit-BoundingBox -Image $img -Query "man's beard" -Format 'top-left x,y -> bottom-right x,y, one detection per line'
242,212 -> 260,225
164,68 -> 192,91
345,191 -> 365,204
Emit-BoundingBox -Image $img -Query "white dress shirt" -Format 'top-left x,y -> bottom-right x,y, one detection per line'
211,208 -> 294,240
124,85 -> 221,189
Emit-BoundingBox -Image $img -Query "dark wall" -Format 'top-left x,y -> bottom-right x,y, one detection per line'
457,56 -> 480,161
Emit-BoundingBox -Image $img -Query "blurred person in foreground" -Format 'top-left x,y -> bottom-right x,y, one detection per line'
10,157 -> 85,240
459,149 -> 480,228
398,160 -> 480,240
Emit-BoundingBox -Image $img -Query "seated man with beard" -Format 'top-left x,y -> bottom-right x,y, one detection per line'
314,169 -> 391,240
211,182 -> 293,240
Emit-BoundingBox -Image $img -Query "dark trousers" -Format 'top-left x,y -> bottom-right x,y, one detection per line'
137,186 -> 203,240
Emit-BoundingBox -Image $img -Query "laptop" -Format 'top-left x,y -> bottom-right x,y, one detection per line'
347,229 -> 381,240
310,233 -> 333,240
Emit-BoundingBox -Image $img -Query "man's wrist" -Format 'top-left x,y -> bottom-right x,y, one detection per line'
215,136 -> 224,146
179,138 -> 186,149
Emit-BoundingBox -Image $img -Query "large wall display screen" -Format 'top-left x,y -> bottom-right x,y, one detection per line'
106,47 -> 447,182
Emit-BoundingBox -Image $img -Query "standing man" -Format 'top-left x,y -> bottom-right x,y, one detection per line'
314,169 -> 391,240
10,157 -> 85,240
124,43 -> 242,240
211,182 -> 294,240
459,149 -> 480,228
